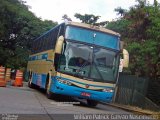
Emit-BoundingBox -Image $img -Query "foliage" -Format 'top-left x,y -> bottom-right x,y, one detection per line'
62,14 -> 72,21
74,13 -> 108,26
0,0 -> 57,68
106,0 -> 160,80
106,0 -> 160,106
114,7 -> 127,16
74,13 -> 100,24
107,19 -> 131,38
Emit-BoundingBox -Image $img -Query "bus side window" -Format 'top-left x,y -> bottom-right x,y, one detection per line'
45,33 -> 50,50
41,36 -> 46,51
49,32 -> 54,49
58,24 -> 65,37
51,27 -> 59,49
41,35 -> 47,51
35,41 -> 38,53
47,32 -> 53,49
36,40 -> 40,53
31,42 -> 35,54
38,39 -> 41,52
39,38 -> 45,52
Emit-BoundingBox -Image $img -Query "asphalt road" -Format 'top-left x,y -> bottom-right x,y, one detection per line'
0,84 -> 153,120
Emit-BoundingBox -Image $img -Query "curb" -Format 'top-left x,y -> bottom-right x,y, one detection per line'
100,102 -> 156,115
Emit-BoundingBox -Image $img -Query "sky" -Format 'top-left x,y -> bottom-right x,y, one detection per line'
25,0 -> 158,23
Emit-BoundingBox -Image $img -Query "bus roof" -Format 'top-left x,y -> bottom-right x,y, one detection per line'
34,21 -> 120,41
34,23 -> 65,41
65,21 -> 120,37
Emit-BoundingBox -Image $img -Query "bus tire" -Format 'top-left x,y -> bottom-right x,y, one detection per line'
46,74 -> 52,99
87,100 -> 98,107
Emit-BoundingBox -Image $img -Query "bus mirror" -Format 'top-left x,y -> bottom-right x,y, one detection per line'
120,41 -> 124,51
55,36 -> 64,54
123,49 -> 129,68
119,59 -> 123,72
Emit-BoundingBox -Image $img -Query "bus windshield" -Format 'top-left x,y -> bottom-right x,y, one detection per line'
58,41 -> 119,83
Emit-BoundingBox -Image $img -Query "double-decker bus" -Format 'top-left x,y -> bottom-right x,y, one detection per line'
27,21 -> 129,106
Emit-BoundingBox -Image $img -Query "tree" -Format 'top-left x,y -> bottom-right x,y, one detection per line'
62,14 -> 72,21
114,7 -> 127,16
0,0 -> 57,68
74,13 -> 108,26
107,0 -> 159,79
74,13 -> 100,25
106,0 -> 160,105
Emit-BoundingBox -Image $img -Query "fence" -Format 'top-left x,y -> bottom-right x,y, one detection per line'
115,73 -> 160,112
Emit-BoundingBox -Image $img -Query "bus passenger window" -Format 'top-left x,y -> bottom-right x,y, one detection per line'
47,33 -> 52,50
41,37 -> 46,51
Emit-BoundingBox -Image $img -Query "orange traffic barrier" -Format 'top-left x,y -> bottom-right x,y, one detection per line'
0,66 -> 6,87
13,70 -> 23,87
5,68 -> 11,82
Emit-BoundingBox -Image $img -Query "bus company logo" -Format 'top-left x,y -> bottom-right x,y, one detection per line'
85,84 -> 89,88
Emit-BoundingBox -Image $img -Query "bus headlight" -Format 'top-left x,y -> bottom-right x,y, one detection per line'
66,80 -> 72,86
57,78 -> 72,86
103,88 -> 114,92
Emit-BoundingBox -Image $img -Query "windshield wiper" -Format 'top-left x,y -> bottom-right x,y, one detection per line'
93,63 -> 105,82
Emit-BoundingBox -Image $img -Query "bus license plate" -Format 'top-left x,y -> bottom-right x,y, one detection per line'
81,92 -> 91,97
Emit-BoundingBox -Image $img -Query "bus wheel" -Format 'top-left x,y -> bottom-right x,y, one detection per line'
87,100 -> 98,107
46,78 -> 52,99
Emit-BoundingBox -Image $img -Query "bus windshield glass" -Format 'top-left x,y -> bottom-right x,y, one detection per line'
58,41 -> 119,83
65,26 -> 119,50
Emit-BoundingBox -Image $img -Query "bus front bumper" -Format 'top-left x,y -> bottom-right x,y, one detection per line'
50,78 -> 114,102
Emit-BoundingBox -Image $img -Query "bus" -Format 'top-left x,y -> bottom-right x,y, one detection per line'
27,21 -> 129,106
